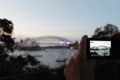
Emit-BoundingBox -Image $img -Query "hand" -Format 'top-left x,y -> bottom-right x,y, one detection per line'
64,35 -> 95,80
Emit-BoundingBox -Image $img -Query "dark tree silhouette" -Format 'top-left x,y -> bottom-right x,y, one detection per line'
92,24 -> 119,38
0,18 -> 15,77
0,18 -> 15,54
26,54 -> 40,66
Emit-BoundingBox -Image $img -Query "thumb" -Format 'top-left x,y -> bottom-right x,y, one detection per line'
76,35 -> 88,59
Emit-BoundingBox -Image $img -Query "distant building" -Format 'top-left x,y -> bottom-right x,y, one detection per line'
16,38 -> 39,47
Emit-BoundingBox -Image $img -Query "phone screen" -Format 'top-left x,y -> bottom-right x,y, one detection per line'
87,38 -> 112,59
90,40 -> 111,57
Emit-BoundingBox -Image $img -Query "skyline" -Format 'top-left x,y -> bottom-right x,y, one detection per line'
0,0 -> 120,40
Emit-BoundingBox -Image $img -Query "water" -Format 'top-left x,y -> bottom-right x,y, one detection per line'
91,50 -> 110,56
9,49 -> 77,69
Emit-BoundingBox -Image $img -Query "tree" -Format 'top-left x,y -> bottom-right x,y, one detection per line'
0,18 -> 15,77
0,18 -> 14,53
92,24 -> 119,38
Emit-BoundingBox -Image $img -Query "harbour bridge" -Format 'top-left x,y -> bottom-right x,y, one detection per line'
32,36 -> 73,47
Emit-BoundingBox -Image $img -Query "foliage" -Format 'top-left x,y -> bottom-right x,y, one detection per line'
92,24 -> 119,38
0,18 -> 51,79
0,18 -> 15,54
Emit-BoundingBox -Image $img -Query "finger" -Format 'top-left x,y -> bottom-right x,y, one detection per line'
66,63 -> 71,68
64,68 -> 68,80
76,35 -> 88,59
110,32 -> 120,39
64,67 -> 72,80
110,32 -> 120,38
67,64 -> 77,80
69,57 -> 75,64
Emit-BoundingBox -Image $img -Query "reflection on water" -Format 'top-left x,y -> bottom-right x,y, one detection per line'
90,50 -> 110,56
9,49 -> 77,69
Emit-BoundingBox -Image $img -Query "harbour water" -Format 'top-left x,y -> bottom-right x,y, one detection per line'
9,49 -> 77,69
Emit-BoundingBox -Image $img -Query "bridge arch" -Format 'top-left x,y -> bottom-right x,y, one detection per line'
32,36 -> 73,47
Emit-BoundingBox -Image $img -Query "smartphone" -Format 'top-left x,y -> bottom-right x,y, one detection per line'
86,38 -> 112,59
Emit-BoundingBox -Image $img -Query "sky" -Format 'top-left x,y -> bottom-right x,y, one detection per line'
0,0 -> 120,41
90,41 -> 111,48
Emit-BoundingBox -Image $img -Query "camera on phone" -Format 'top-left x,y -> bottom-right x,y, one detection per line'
86,38 -> 120,59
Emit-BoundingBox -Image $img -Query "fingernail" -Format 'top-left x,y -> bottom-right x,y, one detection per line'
83,35 -> 88,39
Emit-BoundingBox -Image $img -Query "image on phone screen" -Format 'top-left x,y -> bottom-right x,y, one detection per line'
90,40 -> 111,57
